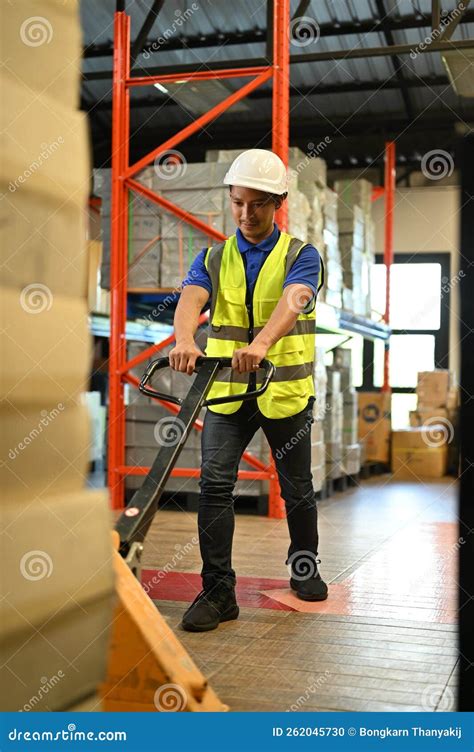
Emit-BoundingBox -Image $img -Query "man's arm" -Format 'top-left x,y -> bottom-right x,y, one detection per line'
170,285 -> 210,374
232,283 -> 313,373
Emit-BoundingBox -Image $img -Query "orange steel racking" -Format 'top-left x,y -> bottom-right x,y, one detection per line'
108,0 -> 290,515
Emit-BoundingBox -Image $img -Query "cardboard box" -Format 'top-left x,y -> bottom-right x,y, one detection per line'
392,426 -> 450,450
409,407 -> 449,427
2,488 -> 115,711
3,2 -> 82,109
358,391 -> 391,463
391,446 -> 448,479
0,184 -> 89,297
1,75 -> 90,207
1,287 -> 92,405
1,402 -> 91,502
416,370 -> 451,408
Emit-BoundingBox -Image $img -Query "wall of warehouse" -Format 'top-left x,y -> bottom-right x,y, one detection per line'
372,185 -> 461,381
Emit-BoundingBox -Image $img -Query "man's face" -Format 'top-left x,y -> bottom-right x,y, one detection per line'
229,185 -> 279,243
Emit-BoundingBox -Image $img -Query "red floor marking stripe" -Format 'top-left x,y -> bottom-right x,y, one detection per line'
142,570 -> 296,611
142,522 -> 458,622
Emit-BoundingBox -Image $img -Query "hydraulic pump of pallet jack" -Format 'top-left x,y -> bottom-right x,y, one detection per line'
115,356 -> 275,578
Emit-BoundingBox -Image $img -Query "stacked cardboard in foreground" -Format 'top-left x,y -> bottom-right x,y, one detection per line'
1,0 -> 115,711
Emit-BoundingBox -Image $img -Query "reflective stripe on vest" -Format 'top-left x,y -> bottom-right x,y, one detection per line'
203,232 -> 321,419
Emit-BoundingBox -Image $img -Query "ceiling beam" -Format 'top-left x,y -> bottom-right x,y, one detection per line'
439,0 -> 471,40
375,0 -> 414,121
82,38 -> 474,82
85,108 -> 470,165
82,10 -> 474,59
82,74 -> 449,113
130,0 -> 165,64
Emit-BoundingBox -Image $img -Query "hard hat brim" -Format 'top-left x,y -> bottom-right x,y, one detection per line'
223,172 -> 288,196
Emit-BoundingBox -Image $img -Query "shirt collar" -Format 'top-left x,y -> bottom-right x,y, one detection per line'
236,223 -> 280,254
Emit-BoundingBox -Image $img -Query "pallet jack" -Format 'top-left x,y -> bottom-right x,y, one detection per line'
116,355 -> 275,579
100,356 -> 274,711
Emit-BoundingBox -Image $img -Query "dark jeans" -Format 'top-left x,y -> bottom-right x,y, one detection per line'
198,397 -> 319,591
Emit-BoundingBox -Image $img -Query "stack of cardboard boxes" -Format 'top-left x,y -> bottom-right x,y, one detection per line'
154,162 -> 233,289
392,369 -> 458,479
391,426 -> 448,480
321,188 -> 343,309
311,347 -> 327,493
334,179 -> 373,316
324,368 -> 344,480
357,392 -> 391,465
97,167 -> 164,290
333,348 -> 361,476
410,370 -> 458,426
1,0 -> 115,710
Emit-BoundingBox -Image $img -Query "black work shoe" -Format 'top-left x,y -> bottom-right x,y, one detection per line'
288,556 -> 328,601
181,586 -> 239,632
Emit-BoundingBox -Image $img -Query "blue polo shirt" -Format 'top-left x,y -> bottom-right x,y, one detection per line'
181,224 -> 321,299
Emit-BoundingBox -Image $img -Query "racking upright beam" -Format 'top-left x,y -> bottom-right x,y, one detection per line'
107,1 -> 291,512
108,7 -> 130,509
382,141 -> 396,392
268,0 -> 290,518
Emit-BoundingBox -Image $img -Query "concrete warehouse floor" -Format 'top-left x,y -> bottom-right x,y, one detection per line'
139,477 -> 458,712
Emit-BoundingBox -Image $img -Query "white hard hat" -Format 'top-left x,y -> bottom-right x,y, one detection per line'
223,149 -> 288,195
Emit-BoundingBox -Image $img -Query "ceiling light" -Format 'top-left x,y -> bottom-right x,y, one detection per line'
154,82 -> 169,94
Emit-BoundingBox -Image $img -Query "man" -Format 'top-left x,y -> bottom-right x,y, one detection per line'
169,149 -> 327,633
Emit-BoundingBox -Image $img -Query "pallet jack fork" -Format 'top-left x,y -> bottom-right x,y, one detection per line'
115,356 -> 275,579
100,357 -> 274,712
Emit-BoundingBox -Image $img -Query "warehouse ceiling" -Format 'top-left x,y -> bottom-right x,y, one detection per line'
79,0 -> 474,178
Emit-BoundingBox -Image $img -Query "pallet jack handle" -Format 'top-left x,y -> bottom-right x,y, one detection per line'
116,356 -> 275,577
139,356 -> 275,406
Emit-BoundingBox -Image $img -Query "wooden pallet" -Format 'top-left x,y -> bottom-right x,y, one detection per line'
99,533 -> 227,712
360,461 -> 390,479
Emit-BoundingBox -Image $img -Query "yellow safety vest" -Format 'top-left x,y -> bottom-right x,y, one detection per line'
203,231 -> 321,419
